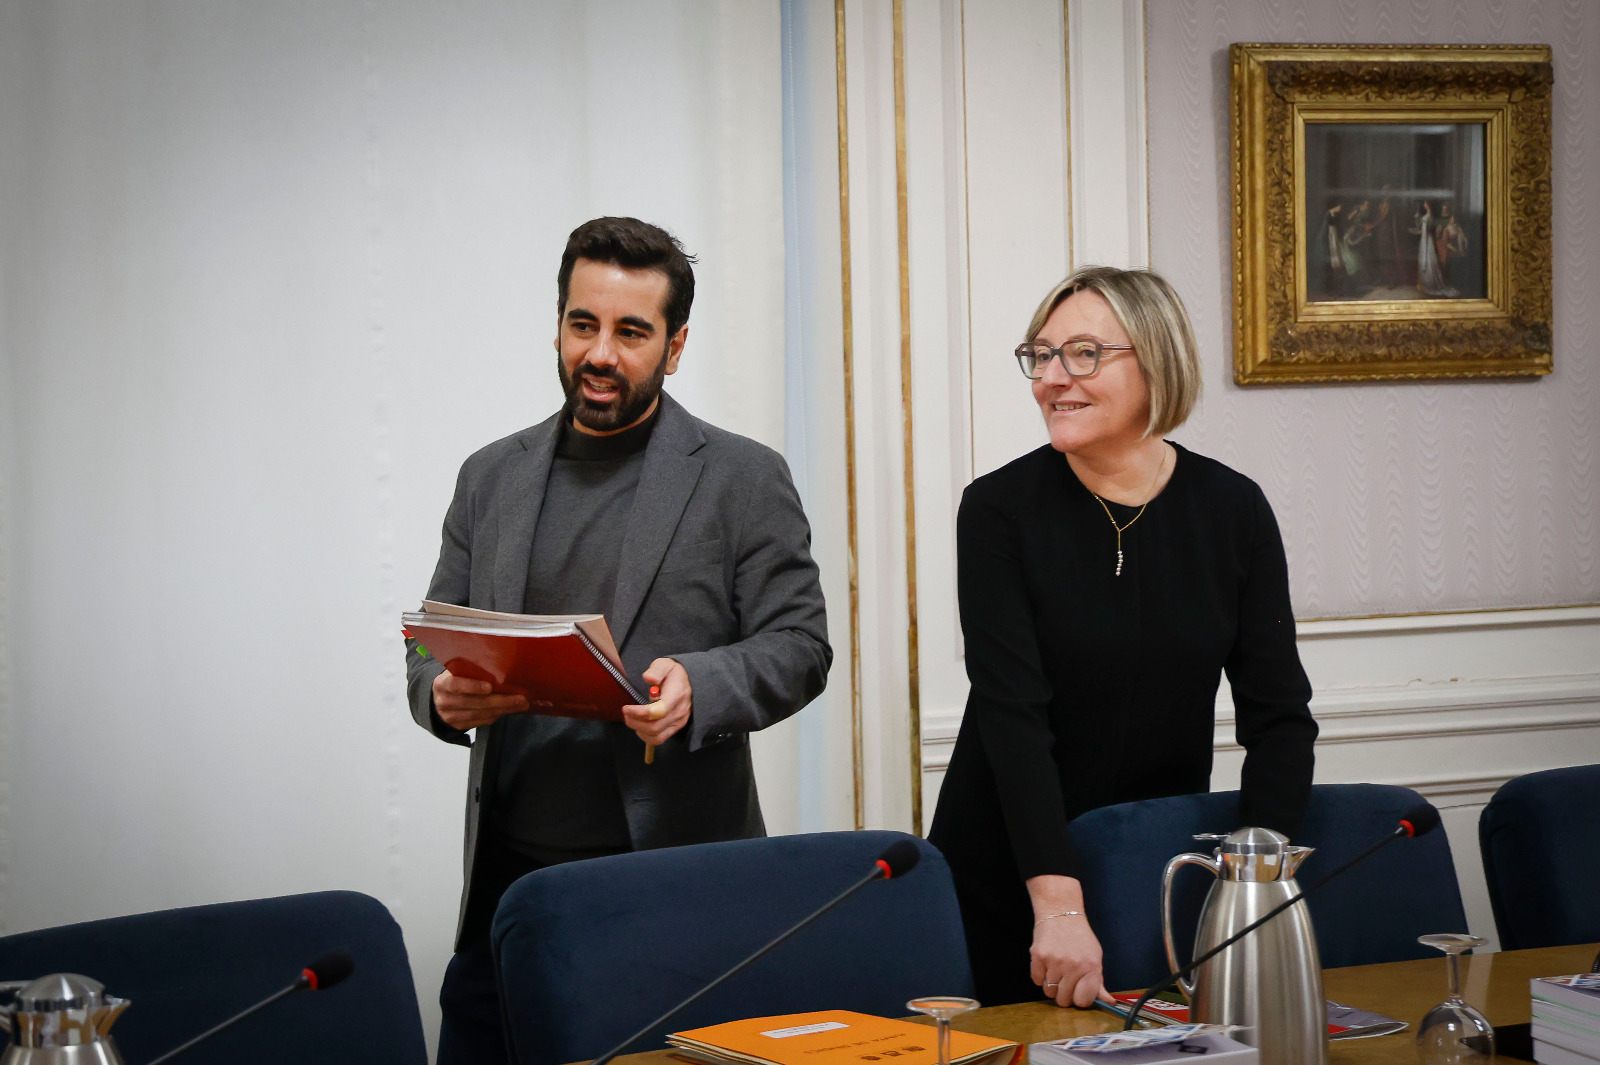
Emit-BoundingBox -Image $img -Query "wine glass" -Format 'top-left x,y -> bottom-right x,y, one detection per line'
1416,933 -> 1496,1063
907,996 -> 979,1065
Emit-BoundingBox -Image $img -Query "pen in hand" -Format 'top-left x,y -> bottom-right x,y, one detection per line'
643,684 -> 663,764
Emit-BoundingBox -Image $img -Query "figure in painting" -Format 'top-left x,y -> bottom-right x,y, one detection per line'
1412,201 -> 1459,298
1374,194 -> 1405,289
1436,204 -> 1468,293
1338,200 -> 1376,287
1321,203 -> 1346,294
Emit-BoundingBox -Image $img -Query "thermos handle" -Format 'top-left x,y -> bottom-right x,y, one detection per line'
1161,852 -> 1221,1001
0,980 -> 24,1035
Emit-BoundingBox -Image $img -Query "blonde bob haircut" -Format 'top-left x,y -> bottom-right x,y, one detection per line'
1025,265 -> 1202,438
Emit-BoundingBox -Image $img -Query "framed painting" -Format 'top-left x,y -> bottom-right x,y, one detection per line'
1230,44 -> 1552,384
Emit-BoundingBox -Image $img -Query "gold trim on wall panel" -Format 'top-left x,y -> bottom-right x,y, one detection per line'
834,0 -> 865,831
1062,0 -> 1074,268
960,0 -> 976,482
1297,601 -> 1600,627
1140,0 -> 1151,265
892,0 -> 923,836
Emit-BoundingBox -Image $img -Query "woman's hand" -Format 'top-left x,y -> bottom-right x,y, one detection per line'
1026,875 -> 1110,1008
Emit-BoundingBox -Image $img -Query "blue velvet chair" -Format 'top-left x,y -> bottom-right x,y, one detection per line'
1066,784 -> 1469,991
0,890 -> 426,1065
1479,763 -> 1600,950
492,830 -> 973,1065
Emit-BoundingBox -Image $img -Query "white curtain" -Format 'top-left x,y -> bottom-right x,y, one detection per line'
0,1 -> 804,1053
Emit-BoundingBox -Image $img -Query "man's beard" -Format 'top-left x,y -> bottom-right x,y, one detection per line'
557,345 -> 668,432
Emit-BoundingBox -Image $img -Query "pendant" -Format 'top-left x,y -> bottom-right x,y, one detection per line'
1115,549 -> 1124,577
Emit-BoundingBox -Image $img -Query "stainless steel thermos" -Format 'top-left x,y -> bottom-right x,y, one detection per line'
1161,826 -> 1329,1065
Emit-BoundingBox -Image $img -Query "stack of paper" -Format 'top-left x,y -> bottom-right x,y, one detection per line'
1532,974 -> 1600,1065
1031,1025 -> 1257,1064
668,1011 -> 1020,1065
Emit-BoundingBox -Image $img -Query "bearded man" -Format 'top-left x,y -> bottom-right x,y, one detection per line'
405,216 -> 831,1064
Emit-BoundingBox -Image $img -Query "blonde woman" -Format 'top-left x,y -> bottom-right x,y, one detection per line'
927,266 -> 1317,1009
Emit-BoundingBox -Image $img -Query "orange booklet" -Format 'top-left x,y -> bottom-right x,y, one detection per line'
668,1011 -> 1021,1065
401,601 -> 641,722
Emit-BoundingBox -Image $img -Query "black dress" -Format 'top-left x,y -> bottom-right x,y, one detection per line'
927,442 -> 1317,1004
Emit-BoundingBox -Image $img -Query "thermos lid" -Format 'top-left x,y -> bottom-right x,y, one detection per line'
1,972 -> 129,1048
1216,826 -> 1290,855
9,973 -> 106,1013
1193,826 -> 1312,882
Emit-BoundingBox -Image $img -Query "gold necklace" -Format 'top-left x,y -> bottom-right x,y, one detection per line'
1088,446 -> 1169,577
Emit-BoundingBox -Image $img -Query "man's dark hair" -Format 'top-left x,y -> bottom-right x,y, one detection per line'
557,217 -> 697,337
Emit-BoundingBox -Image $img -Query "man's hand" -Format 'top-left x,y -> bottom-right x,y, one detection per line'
432,670 -> 529,731
622,658 -> 692,747
1026,874 -> 1111,1009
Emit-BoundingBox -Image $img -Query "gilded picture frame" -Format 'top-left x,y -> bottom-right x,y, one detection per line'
1230,43 -> 1553,385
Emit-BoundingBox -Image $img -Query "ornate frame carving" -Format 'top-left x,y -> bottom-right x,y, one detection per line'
1231,43 -> 1553,385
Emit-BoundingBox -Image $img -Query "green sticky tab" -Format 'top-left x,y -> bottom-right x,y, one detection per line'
416,645 -> 429,658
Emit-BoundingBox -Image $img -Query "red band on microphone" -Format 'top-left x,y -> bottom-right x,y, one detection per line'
875,859 -> 892,879
301,968 -> 318,991
1399,819 -> 1416,837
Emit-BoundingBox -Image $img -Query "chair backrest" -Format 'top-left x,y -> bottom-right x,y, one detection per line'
492,830 -> 973,1065
0,890 -> 426,1065
1067,784 -> 1468,991
1479,763 -> 1600,950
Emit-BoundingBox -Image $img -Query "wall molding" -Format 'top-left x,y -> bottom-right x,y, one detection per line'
1233,707 -> 1600,751
924,693 -> 1600,769
1249,672 -> 1600,721
921,605 -> 1600,771
1296,604 -> 1600,638
1215,673 -> 1600,749
1065,0 -> 1148,268
1402,772 -> 1515,804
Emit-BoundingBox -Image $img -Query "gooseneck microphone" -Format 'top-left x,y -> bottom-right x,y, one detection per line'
1122,804 -> 1441,1031
588,840 -> 923,1065
144,950 -> 354,1064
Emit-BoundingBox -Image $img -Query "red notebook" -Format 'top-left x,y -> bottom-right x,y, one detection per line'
401,601 -> 641,722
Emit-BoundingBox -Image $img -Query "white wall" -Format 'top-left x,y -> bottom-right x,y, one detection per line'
0,1 -> 834,1054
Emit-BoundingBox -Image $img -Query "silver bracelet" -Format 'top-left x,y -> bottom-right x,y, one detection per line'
1034,910 -> 1085,925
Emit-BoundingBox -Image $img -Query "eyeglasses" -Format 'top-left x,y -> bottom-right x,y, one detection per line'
1013,338 -> 1136,379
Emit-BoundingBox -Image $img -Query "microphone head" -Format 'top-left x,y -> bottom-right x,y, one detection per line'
1398,803 -> 1441,838
301,950 -> 355,991
875,839 -> 922,879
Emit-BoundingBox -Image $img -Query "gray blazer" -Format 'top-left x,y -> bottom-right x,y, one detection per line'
405,392 -> 831,946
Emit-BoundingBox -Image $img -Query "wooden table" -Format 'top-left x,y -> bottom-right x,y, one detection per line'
937,943 -> 1600,1064
607,943 -> 1598,1065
